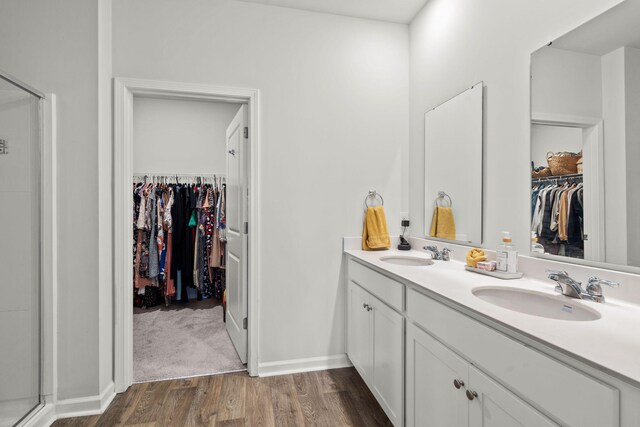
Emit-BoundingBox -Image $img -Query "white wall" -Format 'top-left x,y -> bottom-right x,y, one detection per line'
133,97 -> 240,175
531,47 -> 602,118
531,124 -> 583,169
409,0 -> 622,252
0,0 -> 105,401
113,0 -> 410,367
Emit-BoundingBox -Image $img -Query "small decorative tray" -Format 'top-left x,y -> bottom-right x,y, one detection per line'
464,265 -> 524,280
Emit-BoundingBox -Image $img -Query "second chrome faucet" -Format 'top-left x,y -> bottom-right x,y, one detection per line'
546,270 -> 619,303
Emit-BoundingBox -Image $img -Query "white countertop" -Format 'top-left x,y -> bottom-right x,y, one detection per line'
345,248 -> 640,387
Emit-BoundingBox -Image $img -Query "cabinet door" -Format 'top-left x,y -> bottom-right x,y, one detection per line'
468,365 -> 558,427
347,281 -> 371,381
371,295 -> 404,426
406,322 -> 468,427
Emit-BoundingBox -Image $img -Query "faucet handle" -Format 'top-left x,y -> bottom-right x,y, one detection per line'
586,277 -> 620,302
425,245 -> 438,251
588,277 -> 620,288
546,269 -> 568,279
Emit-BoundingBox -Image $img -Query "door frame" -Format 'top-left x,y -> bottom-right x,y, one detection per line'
531,112 -> 605,263
113,78 -> 261,392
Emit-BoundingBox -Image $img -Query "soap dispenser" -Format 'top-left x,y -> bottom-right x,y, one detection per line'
496,231 -> 518,273
531,231 -> 544,254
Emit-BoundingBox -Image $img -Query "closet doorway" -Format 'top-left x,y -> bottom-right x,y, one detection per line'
114,79 -> 260,393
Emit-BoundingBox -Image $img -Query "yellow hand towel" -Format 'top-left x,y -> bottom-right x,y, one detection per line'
466,248 -> 487,268
362,206 -> 391,251
429,206 -> 456,240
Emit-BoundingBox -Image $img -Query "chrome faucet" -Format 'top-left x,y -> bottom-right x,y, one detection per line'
546,270 -> 619,303
423,245 -> 453,261
423,245 -> 441,260
547,270 -> 584,299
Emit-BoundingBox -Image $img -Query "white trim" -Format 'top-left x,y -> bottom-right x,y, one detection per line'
531,112 -> 606,262
258,354 -> 352,377
41,95 -> 57,401
17,95 -> 58,427
16,404 -> 56,427
113,78 -> 261,393
531,112 -> 601,127
55,381 -> 116,420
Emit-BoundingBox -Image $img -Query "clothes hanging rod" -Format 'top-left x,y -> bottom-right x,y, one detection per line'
132,173 -> 226,184
531,173 -> 582,183
133,173 -> 225,177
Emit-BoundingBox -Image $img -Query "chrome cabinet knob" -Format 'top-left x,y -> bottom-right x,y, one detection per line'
466,390 -> 478,401
367,305 -> 372,312
453,379 -> 464,389
363,303 -> 367,309
228,149 -> 236,156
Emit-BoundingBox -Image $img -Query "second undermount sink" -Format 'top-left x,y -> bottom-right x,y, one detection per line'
380,255 -> 434,267
472,286 -> 601,321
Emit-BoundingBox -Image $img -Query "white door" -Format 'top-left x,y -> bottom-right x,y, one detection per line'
468,366 -> 558,427
347,281 -> 372,381
371,295 -> 404,427
405,322 -> 468,427
226,104 -> 248,363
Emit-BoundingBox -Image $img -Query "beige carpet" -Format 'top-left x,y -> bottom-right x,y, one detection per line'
133,299 -> 245,382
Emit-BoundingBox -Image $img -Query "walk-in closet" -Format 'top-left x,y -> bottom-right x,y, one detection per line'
131,96 -> 247,382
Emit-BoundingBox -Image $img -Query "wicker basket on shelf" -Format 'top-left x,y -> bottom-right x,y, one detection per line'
532,167 -> 552,178
547,151 -> 581,176
576,157 -> 583,174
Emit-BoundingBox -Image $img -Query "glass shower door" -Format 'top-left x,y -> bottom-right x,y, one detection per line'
0,77 -> 42,426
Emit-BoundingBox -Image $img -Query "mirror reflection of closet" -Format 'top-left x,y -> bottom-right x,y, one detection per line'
530,0 -> 640,269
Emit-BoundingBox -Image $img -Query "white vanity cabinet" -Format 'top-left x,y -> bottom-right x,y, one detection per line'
347,263 -> 404,427
406,321 -> 557,427
345,256 -> 635,427
406,287 -> 619,427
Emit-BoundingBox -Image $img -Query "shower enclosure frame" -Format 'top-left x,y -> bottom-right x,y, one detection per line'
0,68 -> 58,427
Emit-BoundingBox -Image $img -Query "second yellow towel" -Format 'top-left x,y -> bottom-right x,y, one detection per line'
362,206 -> 391,251
429,206 -> 456,240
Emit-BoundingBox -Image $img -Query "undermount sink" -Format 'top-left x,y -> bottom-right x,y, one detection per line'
472,286 -> 601,321
379,255 -> 434,266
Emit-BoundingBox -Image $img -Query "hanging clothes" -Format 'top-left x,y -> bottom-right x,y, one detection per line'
132,177 -> 227,308
531,177 -> 584,259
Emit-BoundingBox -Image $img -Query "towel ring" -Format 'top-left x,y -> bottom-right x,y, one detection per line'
364,190 -> 384,209
436,191 -> 452,208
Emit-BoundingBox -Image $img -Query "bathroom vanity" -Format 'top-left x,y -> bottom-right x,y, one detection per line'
344,245 -> 640,427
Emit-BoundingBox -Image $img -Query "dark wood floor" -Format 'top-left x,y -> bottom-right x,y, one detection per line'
51,368 -> 393,426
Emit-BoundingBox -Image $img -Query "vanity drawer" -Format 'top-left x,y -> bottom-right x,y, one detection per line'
348,259 -> 403,311
406,288 -> 619,427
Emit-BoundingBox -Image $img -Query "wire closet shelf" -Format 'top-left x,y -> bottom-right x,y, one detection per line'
531,173 -> 583,186
133,173 -> 226,184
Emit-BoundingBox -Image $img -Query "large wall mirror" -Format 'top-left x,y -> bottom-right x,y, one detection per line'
530,0 -> 640,270
425,83 -> 483,246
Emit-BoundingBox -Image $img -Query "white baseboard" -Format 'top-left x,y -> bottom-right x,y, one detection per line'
258,354 -> 352,377
55,381 -> 115,420
16,404 -> 56,427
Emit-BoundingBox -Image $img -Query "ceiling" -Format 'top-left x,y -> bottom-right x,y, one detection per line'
551,1 -> 640,56
233,0 -> 430,24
